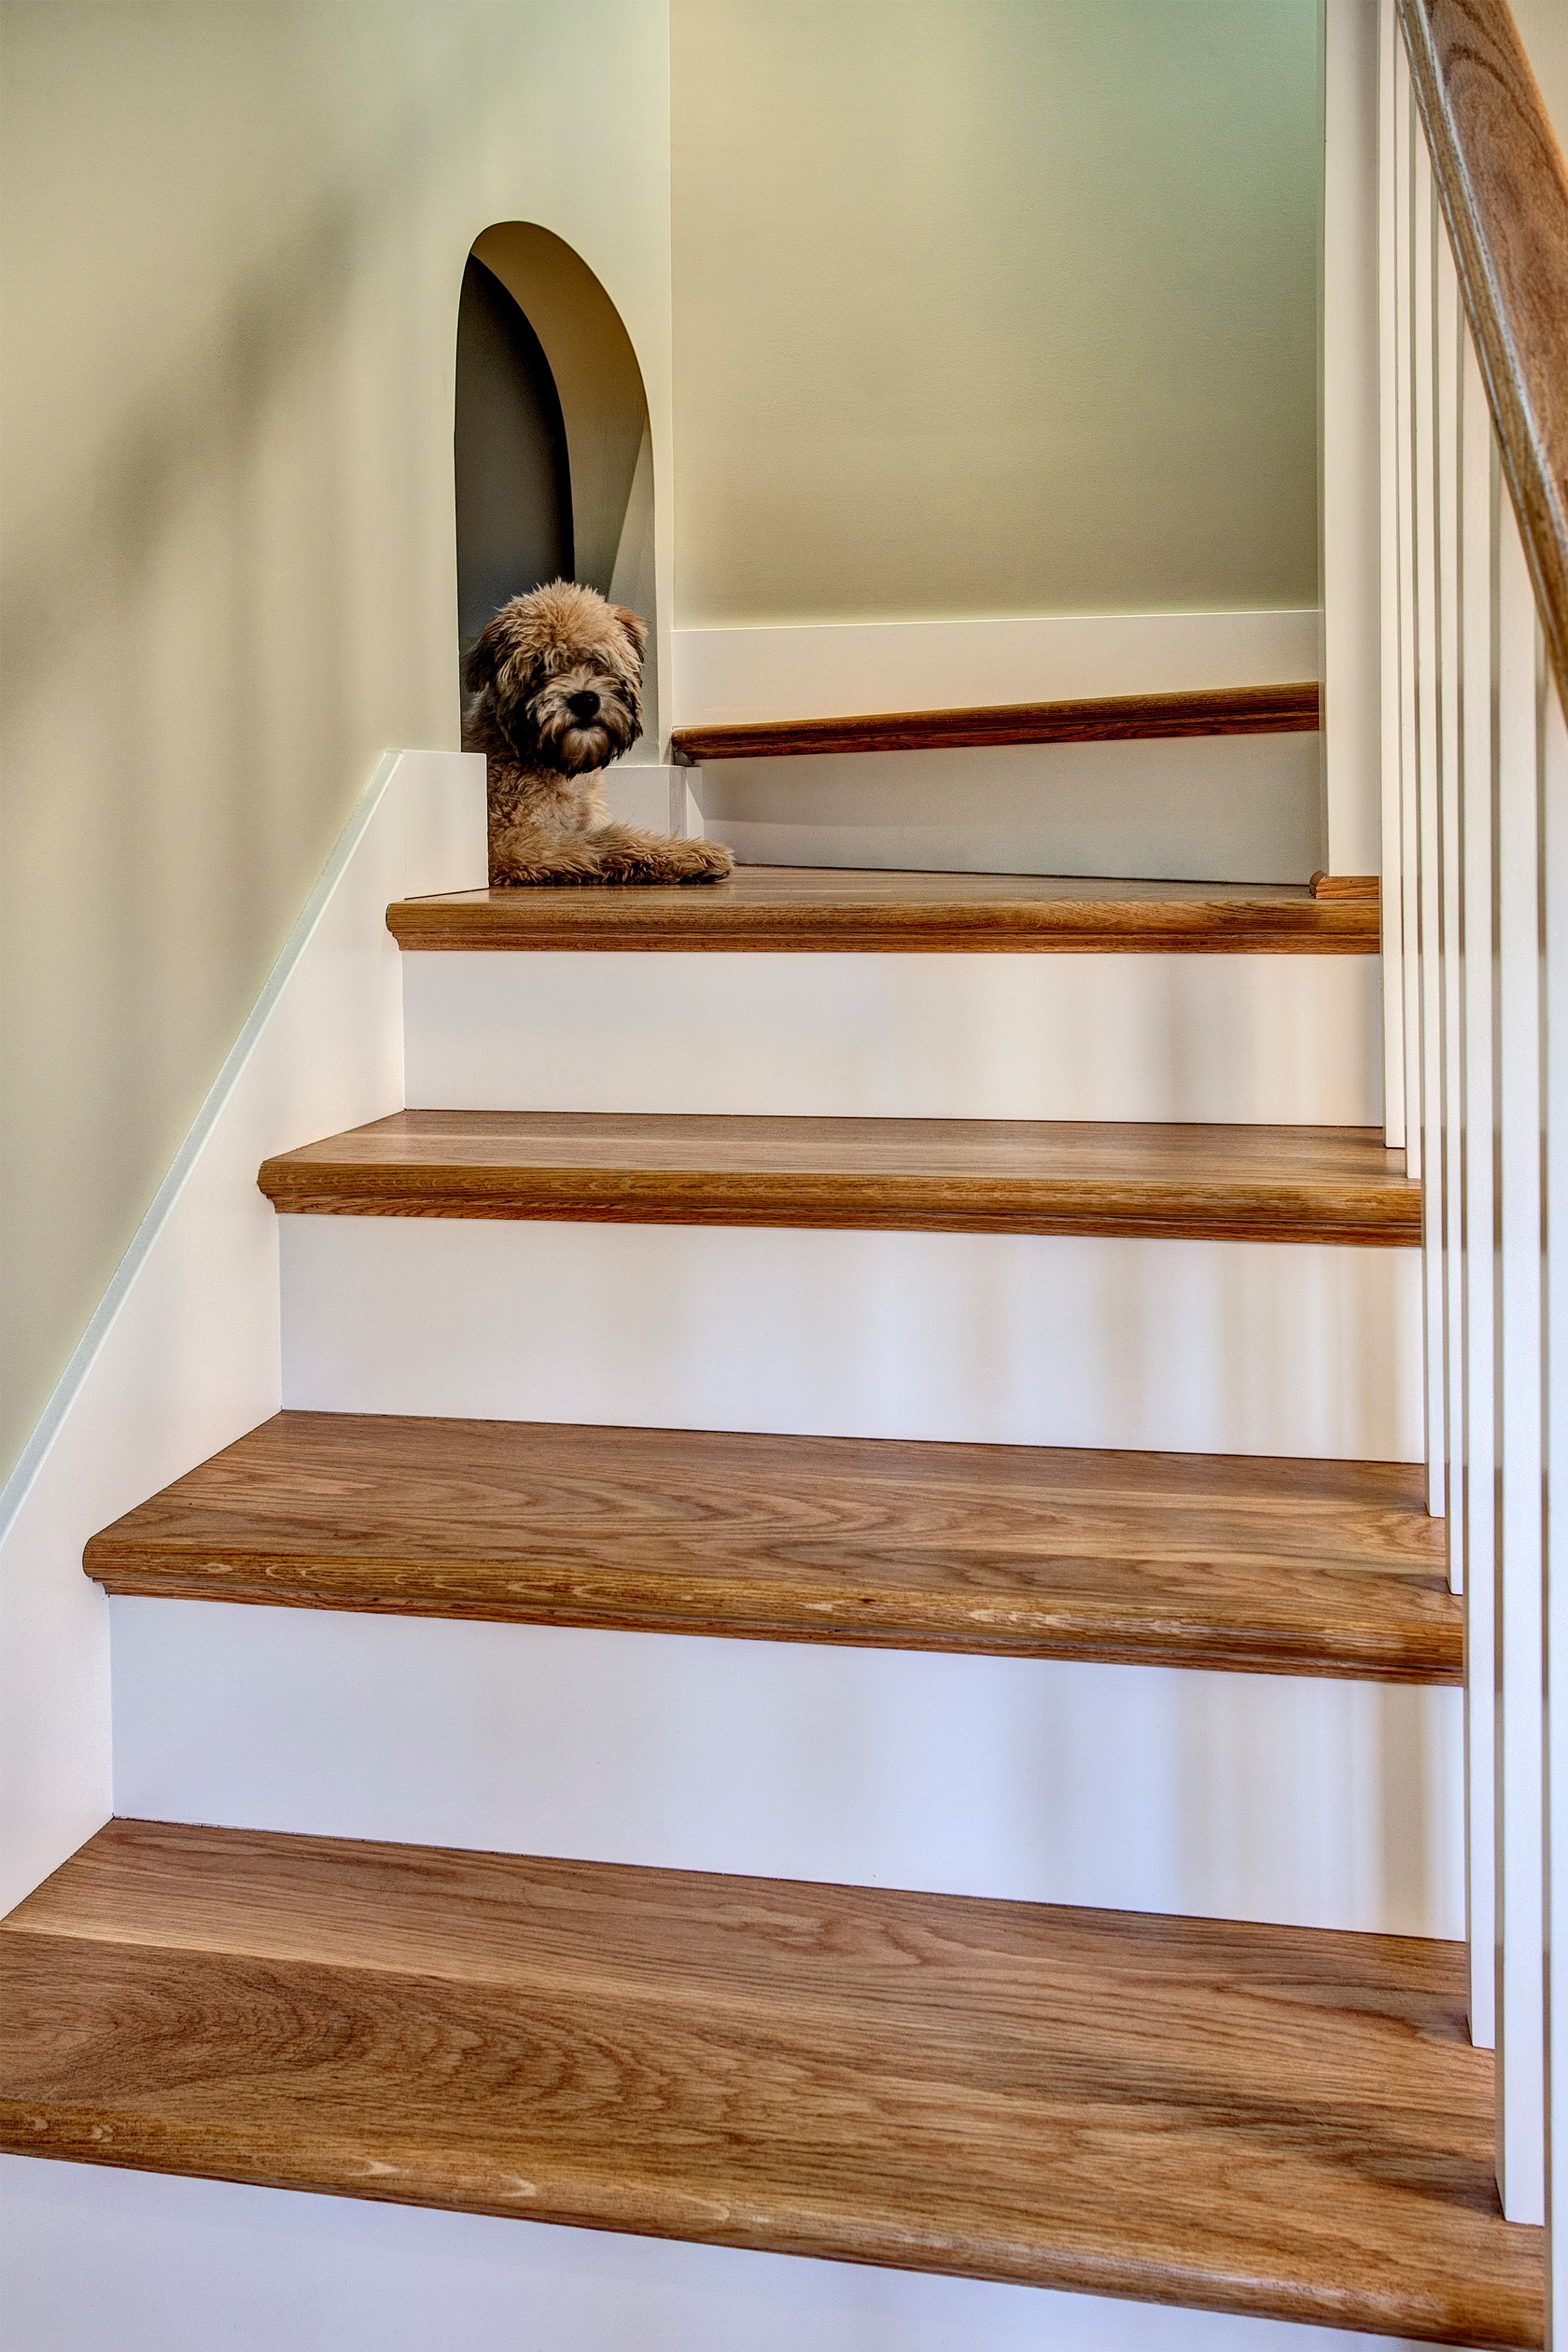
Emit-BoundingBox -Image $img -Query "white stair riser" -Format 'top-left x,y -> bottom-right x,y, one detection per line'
111,1601 -> 1462,1939
402,950 -> 1384,1125
0,2158 -> 1442,2352
696,732 -> 1322,887
280,1219 -> 1423,1461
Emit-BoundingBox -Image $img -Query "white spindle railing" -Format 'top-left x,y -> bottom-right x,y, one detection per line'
1380,0 -> 1568,2253
1544,591 -> 1568,2297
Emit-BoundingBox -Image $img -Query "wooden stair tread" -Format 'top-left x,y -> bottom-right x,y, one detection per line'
257,1113 -> 1420,1245
84,1413 -> 1457,1682
668,682 -> 1321,763
386,866 -> 1380,954
0,1820 -> 1540,2344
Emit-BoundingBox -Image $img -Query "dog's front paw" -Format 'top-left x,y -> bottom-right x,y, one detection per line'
671,838 -> 734,881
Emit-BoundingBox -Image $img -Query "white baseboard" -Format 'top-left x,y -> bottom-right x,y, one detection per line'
112,1599 -> 1462,1939
402,950 -> 1385,1126
0,749 -> 485,1916
280,1220 -> 1424,1462
0,2157 -> 1441,2352
671,610 -> 1322,725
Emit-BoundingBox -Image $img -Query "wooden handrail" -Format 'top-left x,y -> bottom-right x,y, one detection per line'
668,682 -> 1319,765
1398,0 -> 1568,707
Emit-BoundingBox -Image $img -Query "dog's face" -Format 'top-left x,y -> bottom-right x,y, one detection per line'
464,581 -> 645,775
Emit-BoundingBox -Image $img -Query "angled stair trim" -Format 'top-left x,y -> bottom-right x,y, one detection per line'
258,1112 -> 1421,1246
0,1821 -> 1541,2345
387,868 -> 1383,953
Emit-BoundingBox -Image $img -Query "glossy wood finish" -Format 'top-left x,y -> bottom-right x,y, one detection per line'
668,682 -> 1321,764
84,1413 -> 1458,1682
0,1821 -> 1540,2344
386,867 -> 1382,954
257,1113 -> 1421,1245
1399,0 -> 1568,705
1309,871 -> 1381,901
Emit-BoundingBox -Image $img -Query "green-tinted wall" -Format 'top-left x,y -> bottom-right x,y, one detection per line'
0,0 -> 674,1487
671,0 -> 1322,626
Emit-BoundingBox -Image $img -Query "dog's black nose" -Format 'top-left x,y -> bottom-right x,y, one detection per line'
567,691 -> 601,721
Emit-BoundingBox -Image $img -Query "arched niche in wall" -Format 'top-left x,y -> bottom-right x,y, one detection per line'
457,223 -> 657,756
455,255 -> 574,651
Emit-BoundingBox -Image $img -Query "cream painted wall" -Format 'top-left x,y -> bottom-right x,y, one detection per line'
0,0 -> 674,1487
669,0 -> 1322,627
1512,0 -> 1568,152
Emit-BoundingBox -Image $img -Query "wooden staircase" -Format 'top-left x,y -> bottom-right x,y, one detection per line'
1,868 -> 1540,2345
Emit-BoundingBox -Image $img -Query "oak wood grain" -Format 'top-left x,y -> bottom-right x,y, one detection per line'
257,1113 -> 1421,1246
1400,0 -> 1568,706
387,866 -> 1382,954
1309,872 -> 1381,901
0,1821 -> 1541,2344
83,1414 -> 1458,1682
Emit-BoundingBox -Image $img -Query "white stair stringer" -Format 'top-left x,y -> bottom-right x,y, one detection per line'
280,1217 -> 1423,1462
110,1598 -> 1462,1941
402,948 -> 1385,1126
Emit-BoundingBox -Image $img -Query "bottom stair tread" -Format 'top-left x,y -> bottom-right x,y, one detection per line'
0,1821 -> 1541,2345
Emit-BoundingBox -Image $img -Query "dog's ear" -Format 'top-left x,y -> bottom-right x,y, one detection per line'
612,606 -> 649,667
462,619 -> 503,699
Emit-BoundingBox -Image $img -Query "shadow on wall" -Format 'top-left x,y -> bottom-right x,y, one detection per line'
457,224 -> 658,757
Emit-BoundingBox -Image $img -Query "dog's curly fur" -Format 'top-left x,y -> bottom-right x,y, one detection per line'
463,581 -> 733,886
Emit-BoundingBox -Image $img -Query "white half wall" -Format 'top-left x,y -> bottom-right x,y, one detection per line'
280,1219 -> 1425,1462
112,1601 -> 1463,1939
0,749 -> 485,1917
402,949 -> 1386,1126
0,2158 -> 1449,2352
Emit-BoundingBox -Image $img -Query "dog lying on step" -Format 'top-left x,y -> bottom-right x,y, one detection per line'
463,580 -> 733,886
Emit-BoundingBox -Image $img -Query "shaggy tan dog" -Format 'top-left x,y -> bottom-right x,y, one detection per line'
463,581 -> 733,886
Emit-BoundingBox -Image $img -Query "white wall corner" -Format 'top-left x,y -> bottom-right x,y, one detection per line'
1322,0 -> 1385,877
595,764 -> 688,837
0,749 -> 483,1917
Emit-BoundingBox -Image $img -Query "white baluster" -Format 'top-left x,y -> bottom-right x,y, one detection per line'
1377,0 -> 1406,1151
1542,653 -> 1568,2322
1414,139 -> 1445,1510
1461,322 -> 1497,2051
1494,475 -> 1546,2223
1436,210 -> 1463,1563
1395,53 -> 1421,1173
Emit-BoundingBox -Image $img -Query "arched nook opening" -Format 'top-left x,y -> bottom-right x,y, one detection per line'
455,224 -> 657,751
